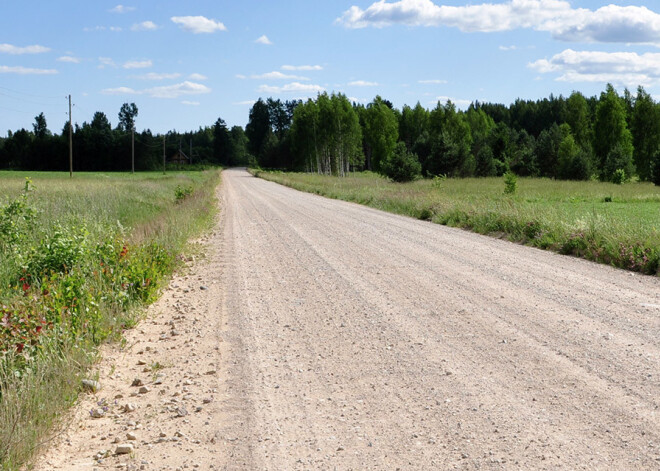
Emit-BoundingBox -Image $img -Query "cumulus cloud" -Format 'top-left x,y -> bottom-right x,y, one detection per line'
418,79 -> 447,84
282,65 -> 323,71
257,82 -> 325,94
188,73 -> 207,80
109,5 -> 135,13
98,57 -> 116,68
499,45 -> 518,51
84,26 -> 122,32
147,81 -> 211,98
433,95 -> 472,107
57,55 -> 81,63
234,100 -> 257,106
132,21 -> 158,31
0,43 -> 50,54
181,100 -> 200,106
123,60 -> 152,69
171,16 -> 226,33
134,72 -> 181,80
251,71 -> 309,80
102,81 -> 211,98
529,49 -> 660,86
255,35 -> 273,45
0,65 -> 57,75
348,80 -> 379,86
101,86 -> 139,95
337,0 -> 660,46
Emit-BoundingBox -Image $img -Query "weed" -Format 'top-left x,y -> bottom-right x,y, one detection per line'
0,169 -> 220,470
174,185 -> 193,202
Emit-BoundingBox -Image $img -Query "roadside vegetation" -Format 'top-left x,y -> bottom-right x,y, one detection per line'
255,170 -> 660,276
0,170 -> 219,470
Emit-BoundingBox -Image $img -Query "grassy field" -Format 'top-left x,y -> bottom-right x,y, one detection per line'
0,170 -> 220,470
255,170 -> 660,276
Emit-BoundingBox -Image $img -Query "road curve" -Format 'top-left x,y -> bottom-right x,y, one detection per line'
214,168 -> 660,470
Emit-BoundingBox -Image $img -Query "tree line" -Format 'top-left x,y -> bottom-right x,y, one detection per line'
246,85 -> 660,184
3,85 -> 660,184
0,103 -> 249,171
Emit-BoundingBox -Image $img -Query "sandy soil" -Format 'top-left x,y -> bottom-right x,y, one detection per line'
35,168 -> 660,470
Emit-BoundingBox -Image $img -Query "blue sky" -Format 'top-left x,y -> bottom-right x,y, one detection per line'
2,0 -> 660,135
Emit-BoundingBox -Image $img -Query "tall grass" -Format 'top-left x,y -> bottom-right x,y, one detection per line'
0,170 -> 220,470
255,170 -> 660,275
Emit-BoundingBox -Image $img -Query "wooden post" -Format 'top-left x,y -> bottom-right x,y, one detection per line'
68,94 -> 73,178
131,127 -> 135,174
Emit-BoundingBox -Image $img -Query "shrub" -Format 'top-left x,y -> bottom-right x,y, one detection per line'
0,178 -> 36,248
174,185 -> 193,202
503,171 -> 517,194
603,144 -> 634,183
381,142 -> 422,183
611,168 -> 627,185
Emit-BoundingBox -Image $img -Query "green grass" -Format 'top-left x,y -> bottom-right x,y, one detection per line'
254,170 -> 660,275
0,170 -> 220,470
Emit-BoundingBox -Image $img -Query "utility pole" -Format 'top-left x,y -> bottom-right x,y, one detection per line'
162,135 -> 166,174
131,127 -> 135,174
68,94 -> 73,178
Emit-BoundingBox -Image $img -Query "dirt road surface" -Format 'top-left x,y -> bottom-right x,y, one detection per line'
37,168 -> 660,470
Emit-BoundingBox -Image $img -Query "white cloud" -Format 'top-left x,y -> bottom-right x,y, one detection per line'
282,64 -> 323,71
348,80 -> 379,86
499,45 -> 518,51
418,79 -> 447,84
0,65 -> 57,75
109,5 -> 135,13
102,81 -> 211,98
0,43 -> 50,55
433,95 -> 472,107
337,0 -> 660,46
234,100 -> 257,106
181,100 -> 200,106
348,96 -> 368,103
255,35 -> 273,45
235,74 -> 247,79
171,16 -> 226,34
101,86 -> 139,95
251,71 -> 309,80
529,49 -> 660,87
98,57 -> 116,68
84,26 -> 122,32
188,73 -> 207,80
257,82 -> 325,94
134,72 -> 181,80
147,81 -> 211,98
57,55 -> 81,63
132,21 -> 158,31
123,60 -> 153,69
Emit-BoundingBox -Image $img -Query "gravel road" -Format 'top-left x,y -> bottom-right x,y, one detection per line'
214,168 -> 660,470
35,168 -> 660,471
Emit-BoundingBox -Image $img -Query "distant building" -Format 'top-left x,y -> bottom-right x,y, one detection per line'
169,149 -> 190,165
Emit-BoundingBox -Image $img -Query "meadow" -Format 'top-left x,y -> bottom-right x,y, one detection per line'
0,170 -> 220,470
255,171 -> 660,276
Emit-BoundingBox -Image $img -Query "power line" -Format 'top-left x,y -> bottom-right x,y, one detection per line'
0,85 -> 63,100
0,91 -> 62,107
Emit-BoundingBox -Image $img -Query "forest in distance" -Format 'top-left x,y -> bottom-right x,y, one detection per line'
2,83 -> 660,185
